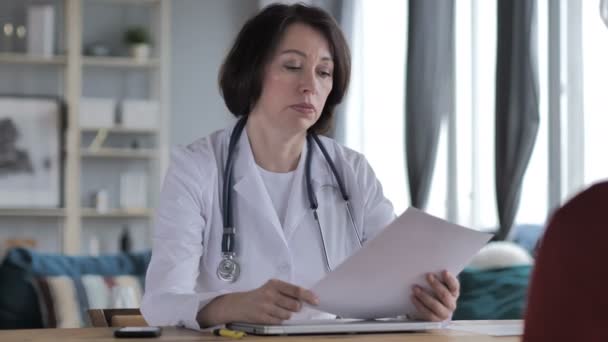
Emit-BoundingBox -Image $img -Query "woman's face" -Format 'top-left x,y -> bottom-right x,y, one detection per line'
251,23 -> 334,136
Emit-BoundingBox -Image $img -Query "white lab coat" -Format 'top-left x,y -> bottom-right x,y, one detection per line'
141,125 -> 396,330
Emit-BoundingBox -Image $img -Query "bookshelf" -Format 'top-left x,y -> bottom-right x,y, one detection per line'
0,0 -> 170,254
82,56 -> 160,68
0,208 -> 66,218
0,52 -> 67,65
80,148 -> 158,159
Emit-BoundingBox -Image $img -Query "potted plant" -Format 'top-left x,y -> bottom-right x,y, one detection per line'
124,26 -> 151,61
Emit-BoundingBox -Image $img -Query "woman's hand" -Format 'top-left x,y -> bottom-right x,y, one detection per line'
410,270 -> 460,322
198,279 -> 319,327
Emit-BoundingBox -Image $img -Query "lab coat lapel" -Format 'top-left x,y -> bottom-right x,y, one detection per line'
232,129 -> 285,244
283,138 -> 333,241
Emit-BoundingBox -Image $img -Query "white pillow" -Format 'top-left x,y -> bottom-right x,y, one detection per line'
468,241 -> 533,270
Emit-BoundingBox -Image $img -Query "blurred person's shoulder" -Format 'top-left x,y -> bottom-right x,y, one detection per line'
556,181 -> 608,218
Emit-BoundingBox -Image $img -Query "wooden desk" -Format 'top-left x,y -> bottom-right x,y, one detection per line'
0,320 -> 521,342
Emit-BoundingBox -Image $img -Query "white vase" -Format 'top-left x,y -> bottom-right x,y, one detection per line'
129,43 -> 150,62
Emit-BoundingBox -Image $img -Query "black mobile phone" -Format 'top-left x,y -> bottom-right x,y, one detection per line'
114,326 -> 162,338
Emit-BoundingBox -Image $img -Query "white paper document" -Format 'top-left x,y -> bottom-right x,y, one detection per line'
311,207 -> 492,319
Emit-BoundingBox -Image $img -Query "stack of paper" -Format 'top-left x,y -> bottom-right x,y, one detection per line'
311,208 -> 492,319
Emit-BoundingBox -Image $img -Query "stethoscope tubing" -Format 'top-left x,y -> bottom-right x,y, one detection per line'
219,117 -> 363,281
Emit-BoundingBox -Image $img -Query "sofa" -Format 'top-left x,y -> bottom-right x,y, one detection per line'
454,265 -> 532,320
0,248 -> 150,329
453,224 -> 543,320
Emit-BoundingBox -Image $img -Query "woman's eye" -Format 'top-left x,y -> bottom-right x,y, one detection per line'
285,65 -> 301,71
319,71 -> 332,78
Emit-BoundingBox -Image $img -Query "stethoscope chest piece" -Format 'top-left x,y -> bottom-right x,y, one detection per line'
217,253 -> 240,283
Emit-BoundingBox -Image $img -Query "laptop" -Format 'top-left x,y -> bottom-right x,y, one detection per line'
226,318 -> 444,336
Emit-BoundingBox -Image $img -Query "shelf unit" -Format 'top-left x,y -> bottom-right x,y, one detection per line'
82,56 -> 160,68
0,208 -> 66,218
81,208 -> 153,219
87,0 -> 161,4
0,0 -> 170,254
81,126 -> 157,134
81,148 -> 158,159
0,52 -> 67,65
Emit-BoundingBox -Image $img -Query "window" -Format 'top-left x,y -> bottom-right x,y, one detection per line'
453,0 -> 500,230
344,0 -> 409,213
582,0 -> 608,186
344,0 -> 598,232
516,0 -> 549,226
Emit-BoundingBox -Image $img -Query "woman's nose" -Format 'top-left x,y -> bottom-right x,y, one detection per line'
298,70 -> 317,94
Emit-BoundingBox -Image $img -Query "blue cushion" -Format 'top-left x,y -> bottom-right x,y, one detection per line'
0,248 -> 151,329
454,265 -> 532,320
510,224 -> 545,255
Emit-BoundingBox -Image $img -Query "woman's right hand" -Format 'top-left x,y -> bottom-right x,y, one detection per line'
198,279 -> 319,327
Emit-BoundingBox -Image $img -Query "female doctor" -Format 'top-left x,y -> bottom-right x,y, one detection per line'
141,3 -> 460,330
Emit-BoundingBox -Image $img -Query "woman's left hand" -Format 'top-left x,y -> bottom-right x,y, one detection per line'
410,270 -> 460,322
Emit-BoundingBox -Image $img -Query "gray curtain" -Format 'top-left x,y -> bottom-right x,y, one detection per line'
330,0 -> 352,143
406,0 -> 454,209
602,0 -> 608,28
495,0 -> 540,240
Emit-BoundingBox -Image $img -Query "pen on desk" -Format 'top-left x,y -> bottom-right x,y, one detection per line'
213,328 -> 247,339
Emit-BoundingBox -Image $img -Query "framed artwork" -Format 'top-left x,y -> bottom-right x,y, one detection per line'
0,96 -> 64,208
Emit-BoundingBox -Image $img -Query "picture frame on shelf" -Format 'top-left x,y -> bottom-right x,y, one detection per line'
0,96 -> 64,208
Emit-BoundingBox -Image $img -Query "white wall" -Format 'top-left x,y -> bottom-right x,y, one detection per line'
170,0 -> 258,146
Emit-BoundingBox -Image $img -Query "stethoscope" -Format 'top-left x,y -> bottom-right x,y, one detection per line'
217,117 -> 363,283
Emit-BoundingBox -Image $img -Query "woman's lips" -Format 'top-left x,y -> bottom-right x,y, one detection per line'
291,103 -> 316,114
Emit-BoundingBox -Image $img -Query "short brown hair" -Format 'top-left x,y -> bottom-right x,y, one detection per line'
218,3 -> 351,135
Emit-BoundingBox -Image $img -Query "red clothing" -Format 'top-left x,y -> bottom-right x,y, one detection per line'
523,182 -> 608,341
